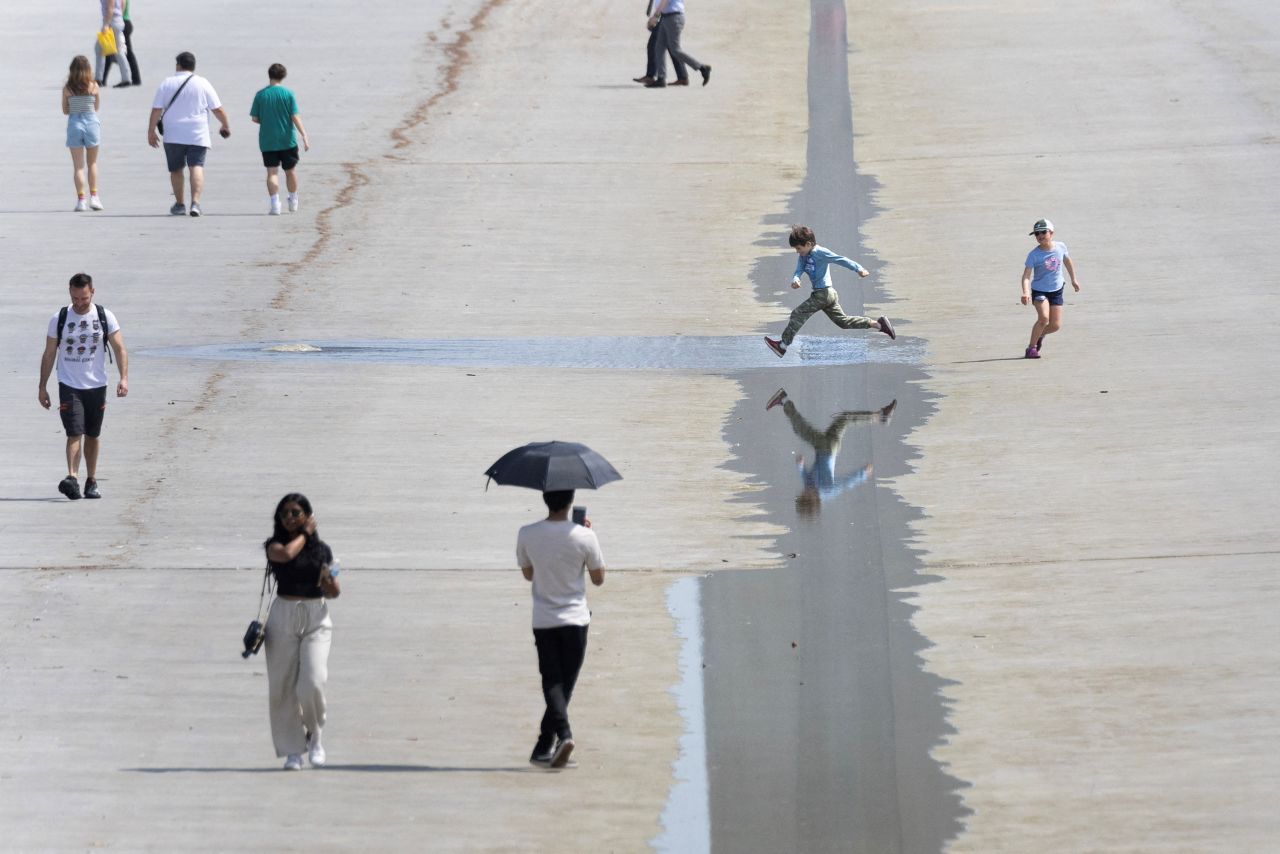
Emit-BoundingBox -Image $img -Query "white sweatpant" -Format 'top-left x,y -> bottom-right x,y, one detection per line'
265,597 -> 332,757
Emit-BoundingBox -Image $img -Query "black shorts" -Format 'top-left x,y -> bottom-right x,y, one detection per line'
1032,288 -> 1065,306
164,142 -> 209,173
58,383 -> 107,438
262,147 -> 300,170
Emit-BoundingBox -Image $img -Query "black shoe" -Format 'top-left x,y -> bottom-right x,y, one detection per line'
84,479 -> 101,499
633,75 -> 654,84
645,79 -> 667,88
58,476 -> 82,501
700,65 -> 712,86
529,735 -> 555,767
876,316 -> 896,340
879,399 -> 898,425
670,78 -> 690,86
550,737 -> 575,768
112,81 -> 132,88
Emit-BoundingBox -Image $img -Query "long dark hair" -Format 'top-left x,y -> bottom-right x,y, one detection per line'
265,493 -> 328,565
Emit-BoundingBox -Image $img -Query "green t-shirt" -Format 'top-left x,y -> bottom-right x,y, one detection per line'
249,85 -> 299,152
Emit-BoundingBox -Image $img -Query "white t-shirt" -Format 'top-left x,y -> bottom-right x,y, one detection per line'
152,72 -> 222,146
516,520 -> 605,629
47,304 -> 120,389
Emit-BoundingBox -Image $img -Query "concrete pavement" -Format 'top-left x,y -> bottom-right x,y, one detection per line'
2,0 -> 1278,850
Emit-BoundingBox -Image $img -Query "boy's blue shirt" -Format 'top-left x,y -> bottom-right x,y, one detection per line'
793,245 -> 867,290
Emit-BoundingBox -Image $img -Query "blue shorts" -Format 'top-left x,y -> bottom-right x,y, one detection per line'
66,114 -> 101,148
164,142 -> 209,173
1032,288 -> 1064,306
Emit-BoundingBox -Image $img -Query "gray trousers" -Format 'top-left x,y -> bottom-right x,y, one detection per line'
93,15 -> 131,84
653,13 -> 703,81
265,597 -> 332,757
781,287 -> 874,345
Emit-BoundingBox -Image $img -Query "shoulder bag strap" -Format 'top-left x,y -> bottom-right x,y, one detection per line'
160,74 -> 194,122
257,564 -> 275,622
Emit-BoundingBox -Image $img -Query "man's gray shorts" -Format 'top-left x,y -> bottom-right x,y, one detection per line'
164,142 -> 208,173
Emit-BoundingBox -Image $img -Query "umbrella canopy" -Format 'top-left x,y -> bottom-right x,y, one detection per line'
484,441 -> 622,491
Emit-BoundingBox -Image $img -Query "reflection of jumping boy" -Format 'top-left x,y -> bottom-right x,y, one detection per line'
766,389 -> 895,517
765,225 -> 895,357
1020,218 -> 1082,359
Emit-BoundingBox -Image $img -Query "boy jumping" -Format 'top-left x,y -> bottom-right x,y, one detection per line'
765,225 -> 895,357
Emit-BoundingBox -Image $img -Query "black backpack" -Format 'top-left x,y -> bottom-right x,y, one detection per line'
57,304 -> 114,365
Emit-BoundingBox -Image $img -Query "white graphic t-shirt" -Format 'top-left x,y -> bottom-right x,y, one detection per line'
47,305 -> 119,389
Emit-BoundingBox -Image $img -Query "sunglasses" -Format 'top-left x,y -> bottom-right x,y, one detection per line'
1033,231 -> 1049,237
281,508 -> 306,518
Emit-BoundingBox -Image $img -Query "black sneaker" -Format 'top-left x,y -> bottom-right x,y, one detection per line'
529,735 -> 555,767
58,476 -> 82,500
84,479 -> 101,499
550,737 -> 575,768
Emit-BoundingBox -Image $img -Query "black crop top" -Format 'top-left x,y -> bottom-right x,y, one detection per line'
267,538 -> 333,598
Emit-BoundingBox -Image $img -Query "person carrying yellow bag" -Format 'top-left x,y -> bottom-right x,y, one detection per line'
94,0 -> 131,86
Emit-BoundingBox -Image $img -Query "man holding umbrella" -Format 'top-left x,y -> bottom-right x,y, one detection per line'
487,441 -> 618,770
517,490 -> 605,769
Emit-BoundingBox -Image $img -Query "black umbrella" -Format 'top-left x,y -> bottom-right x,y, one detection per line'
484,441 -> 622,491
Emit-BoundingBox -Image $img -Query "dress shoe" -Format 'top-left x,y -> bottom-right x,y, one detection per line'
633,75 -> 655,84
644,79 -> 667,88
112,81 -> 132,88
670,78 -> 690,86
700,65 -> 712,86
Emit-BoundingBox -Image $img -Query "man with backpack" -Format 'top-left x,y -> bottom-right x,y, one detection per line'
38,273 -> 128,500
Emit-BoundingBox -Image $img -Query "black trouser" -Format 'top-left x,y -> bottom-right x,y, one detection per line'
102,19 -> 140,85
645,23 -> 687,81
533,624 -> 589,741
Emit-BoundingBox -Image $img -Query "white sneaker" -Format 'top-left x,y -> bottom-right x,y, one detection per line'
283,754 -> 304,771
307,733 -> 326,767
287,195 -> 299,213
269,198 -> 282,216
74,198 -> 88,212
89,194 -> 104,211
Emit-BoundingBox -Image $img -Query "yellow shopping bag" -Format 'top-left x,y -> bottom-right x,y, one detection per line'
97,28 -> 117,56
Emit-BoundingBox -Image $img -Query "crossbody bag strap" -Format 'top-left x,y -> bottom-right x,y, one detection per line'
257,564 -> 275,622
160,73 -> 194,121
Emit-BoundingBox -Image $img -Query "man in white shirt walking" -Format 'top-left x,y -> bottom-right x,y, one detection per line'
517,490 -> 606,769
147,52 -> 230,217
38,272 -> 129,500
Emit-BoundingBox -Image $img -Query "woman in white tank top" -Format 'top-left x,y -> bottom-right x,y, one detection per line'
62,55 -> 103,212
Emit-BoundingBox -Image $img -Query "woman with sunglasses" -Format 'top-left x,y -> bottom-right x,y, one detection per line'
263,493 -> 340,770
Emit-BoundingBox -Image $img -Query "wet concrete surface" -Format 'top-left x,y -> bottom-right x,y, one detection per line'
702,367 -> 964,853
691,1 -> 966,850
144,334 -> 923,370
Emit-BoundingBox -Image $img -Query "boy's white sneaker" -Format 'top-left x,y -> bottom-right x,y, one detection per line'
287,194 -> 299,213
269,198 -> 282,216
74,198 -> 88,212
88,194 -> 104,211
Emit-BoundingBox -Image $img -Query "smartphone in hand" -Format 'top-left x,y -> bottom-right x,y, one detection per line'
572,506 -> 586,526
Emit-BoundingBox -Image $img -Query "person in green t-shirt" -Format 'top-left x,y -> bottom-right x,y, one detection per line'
249,64 -> 311,215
